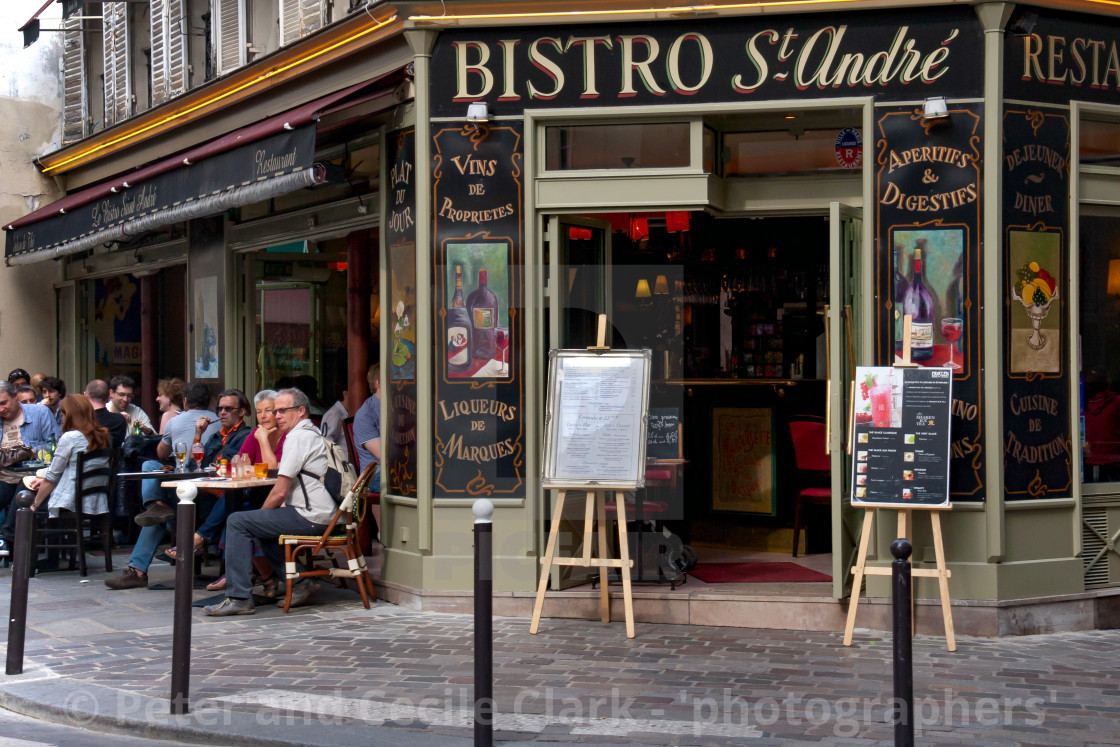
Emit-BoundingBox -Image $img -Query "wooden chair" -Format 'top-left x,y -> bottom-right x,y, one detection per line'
342,416 -> 360,468
789,420 -> 831,557
278,461 -> 377,612
33,447 -> 119,577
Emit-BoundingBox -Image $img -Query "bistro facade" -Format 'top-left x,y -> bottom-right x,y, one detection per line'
11,0 -> 1120,633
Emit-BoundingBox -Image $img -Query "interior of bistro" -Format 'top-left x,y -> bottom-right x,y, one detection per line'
541,110 -> 869,589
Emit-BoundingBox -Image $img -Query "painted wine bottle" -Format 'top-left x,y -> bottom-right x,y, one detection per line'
894,242 -> 909,354
467,268 -> 497,361
902,240 -> 935,362
447,264 -> 473,374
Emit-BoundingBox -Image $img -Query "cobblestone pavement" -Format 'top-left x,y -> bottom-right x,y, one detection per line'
0,561 -> 1118,746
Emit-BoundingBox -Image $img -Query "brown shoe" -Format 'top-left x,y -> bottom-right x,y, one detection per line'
134,501 -> 175,527
105,566 -> 147,590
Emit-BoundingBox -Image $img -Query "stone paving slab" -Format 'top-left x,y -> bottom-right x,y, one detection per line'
0,564 -> 1118,745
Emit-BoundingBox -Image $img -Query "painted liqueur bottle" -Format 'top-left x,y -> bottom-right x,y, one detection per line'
467,268 -> 497,361
447,265 -> 473,374
893,243 -> 909,354
901,240 -> 935,362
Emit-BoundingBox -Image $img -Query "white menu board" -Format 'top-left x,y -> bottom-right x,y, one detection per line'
542,349 -> 652,489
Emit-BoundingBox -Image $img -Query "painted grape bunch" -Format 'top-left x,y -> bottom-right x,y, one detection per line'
1015,261 -> 1055,309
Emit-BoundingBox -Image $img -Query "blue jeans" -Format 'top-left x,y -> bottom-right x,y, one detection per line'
225,507 -> 328,600
128,521 -> 168,573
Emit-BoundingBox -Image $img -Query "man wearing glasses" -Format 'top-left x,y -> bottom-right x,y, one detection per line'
106,375 -> 155,434
205,388 -> 335,615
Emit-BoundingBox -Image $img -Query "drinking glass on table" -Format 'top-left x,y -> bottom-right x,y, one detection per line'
940,317 -> 963,370
190,441 -> 205,470
254,462 -> 268,479
174,441 -> 188,472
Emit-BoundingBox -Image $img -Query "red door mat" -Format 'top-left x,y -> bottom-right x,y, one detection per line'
688,562 -> 832,584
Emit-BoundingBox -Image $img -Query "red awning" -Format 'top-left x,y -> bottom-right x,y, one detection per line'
7,72 -> 402,232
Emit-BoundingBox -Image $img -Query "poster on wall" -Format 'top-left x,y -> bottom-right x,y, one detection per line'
386,127 -> 418,497
711,408 -> 775,515
851,366 -> 952,508
93,274 -> 141,381
431,121 -> 524,497
891,228 -> 967,373
1002,106 -> 1071,499
875,102 -> 983,500
193,275 -> 219,379
1009,232 -> 1061,374
445,240 -> 511,379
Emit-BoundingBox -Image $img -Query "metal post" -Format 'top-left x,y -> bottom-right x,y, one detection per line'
473,498 -> 494,747
170,484 -> 197,714
6,491 -> 35,675
891,538 -> 914,747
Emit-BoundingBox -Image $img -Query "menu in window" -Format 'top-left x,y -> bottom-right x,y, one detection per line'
851,366 -> 952,508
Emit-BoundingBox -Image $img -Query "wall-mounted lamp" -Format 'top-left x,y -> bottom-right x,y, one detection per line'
922,96 -> 950,125
635,278 -> 652,300
653,275 -> 669,295
1107,259 -> 1120,296
466,102 -> 489,123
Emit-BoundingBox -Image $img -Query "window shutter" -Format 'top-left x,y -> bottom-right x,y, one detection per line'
281,0 -> 328,46
151,0 -> 187,104
61,15 -> 87,144
214,0 -> 246,76
102,2 -> 132,126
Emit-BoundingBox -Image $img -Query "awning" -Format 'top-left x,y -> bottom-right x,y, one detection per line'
19,0 -> 57,48
5,75 -> 401,265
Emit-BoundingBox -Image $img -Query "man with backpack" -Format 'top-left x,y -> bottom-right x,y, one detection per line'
204,387 -> 336,616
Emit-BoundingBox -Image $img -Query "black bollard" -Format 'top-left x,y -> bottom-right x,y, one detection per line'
473,499 -> 494,747
170,485 -> 197,714
6,490 -> 36,675
891,538 -> 914,747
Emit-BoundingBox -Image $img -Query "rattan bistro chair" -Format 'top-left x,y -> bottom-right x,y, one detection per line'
278,461 -> 377,612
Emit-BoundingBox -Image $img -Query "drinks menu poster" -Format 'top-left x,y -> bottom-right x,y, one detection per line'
851,366 -> 952,508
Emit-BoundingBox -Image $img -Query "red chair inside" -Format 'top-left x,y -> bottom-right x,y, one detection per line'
788,419 -> 831,556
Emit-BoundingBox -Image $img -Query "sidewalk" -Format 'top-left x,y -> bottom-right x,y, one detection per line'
0,557 -> 1117,746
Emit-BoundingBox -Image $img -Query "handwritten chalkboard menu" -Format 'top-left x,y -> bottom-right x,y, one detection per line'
646,408 -> 680,460
851,366 -> 952,508
542,350 -> 652,489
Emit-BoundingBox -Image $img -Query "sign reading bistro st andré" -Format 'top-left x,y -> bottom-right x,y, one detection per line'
429,7 -> 982,115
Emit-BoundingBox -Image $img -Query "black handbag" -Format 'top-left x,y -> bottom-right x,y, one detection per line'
0,445 -> 34,468
122,433 -> 161,462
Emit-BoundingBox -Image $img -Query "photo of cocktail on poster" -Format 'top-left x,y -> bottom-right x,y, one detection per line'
854,367 -> 900,429
444,240 -> 511,379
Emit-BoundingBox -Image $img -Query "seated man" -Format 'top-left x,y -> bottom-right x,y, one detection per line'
84,379 -> 127,450
0,382 -> 60,554
107,374 -> 155,435
13,386 -> 38,406
104,381 -> 221,590
352,364 -> 381,484
204,388 -> 336,615
39,377 -> 66,429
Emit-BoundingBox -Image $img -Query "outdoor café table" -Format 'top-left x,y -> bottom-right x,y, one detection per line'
117,469 -> 214,482
161,476 -> 278,491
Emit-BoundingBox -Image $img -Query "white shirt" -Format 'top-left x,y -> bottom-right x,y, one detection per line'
108,402 -> 154,432
43,431 -> 110,518
279,418 -> 336,525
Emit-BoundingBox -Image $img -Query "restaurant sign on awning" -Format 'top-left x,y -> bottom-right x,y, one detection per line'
5,124 -> 318,263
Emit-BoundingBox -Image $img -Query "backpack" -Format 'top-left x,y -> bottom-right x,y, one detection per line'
297,432 -> 358,508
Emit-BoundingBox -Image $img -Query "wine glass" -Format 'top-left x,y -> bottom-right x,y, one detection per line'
940,317 -> 963,370
495,326 -> 510,376
174,441 -> 188,472
190,441 -> 205,471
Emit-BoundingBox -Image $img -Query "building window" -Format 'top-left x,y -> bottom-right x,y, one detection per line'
1080,215 -> 1120,484
723,129 -> 851,176
545,123 -> 690,171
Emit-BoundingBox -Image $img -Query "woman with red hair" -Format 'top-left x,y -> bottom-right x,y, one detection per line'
26,395 -> 111,515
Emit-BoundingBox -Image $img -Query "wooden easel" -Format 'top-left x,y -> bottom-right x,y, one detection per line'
841,315 -> 956,652
530,315 -> 636,638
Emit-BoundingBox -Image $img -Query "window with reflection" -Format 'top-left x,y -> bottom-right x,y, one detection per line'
1080,215 -> 1120,483
545,123 -> 690,170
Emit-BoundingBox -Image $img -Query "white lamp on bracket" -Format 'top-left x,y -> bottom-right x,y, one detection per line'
922,96 -> 950,124
466,102 -> 489,123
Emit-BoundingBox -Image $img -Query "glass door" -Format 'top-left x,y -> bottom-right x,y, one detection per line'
256,282 -> 317,393
543,215 -> 613,589
829,202 -> 863,598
